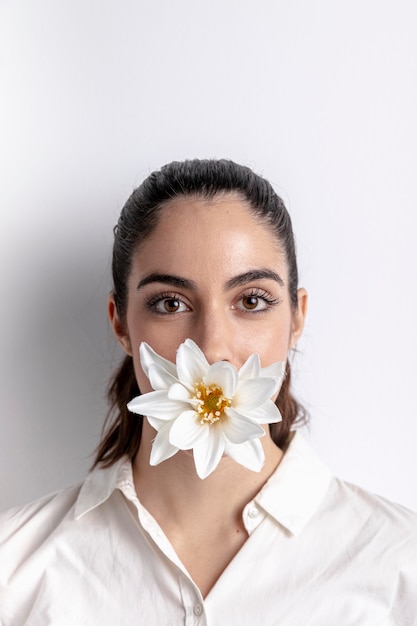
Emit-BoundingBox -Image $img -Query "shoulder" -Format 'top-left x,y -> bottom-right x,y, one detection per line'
0,484 -> 82,570
0,461 -> 131,624
329,476 -> 417,525
322,476 -> 417,561
327,479 -> 417,619
0,484 -> 82,622
283,432 -> 417,541
0,459 -> 131,584
1,484 -> 82,528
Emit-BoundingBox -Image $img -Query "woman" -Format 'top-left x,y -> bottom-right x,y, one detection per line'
1,159 -> 416,624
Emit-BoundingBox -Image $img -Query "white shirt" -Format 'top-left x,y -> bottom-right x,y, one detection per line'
1,432 -> 416,625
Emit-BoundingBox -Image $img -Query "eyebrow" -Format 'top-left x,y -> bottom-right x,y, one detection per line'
137,273 -> 196,290
137,269 -> 284,291
225,269 -> 284,289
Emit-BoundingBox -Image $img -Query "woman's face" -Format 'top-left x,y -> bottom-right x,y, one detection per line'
109,194 -> 307,394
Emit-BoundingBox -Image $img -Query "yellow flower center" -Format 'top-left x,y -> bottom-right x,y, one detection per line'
194,382 -> 231,425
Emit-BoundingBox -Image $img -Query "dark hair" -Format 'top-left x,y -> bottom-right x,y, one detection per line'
93,159 -> 306,467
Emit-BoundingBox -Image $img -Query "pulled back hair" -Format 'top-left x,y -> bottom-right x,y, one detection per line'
93,159 -> 306,468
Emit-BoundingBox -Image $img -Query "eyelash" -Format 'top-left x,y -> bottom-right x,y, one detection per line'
145,292 -> 191,315
145,289 -> 282,315
234,288 -> 282,313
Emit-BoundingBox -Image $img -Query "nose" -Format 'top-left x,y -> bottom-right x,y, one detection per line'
192,308 -> 235,365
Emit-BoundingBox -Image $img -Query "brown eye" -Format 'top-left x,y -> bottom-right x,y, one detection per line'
162,298 -> 181,313
234,292 -> 272,312
242,296 -> 260,310
233,290 -> 280,313
147,294 -> 190,314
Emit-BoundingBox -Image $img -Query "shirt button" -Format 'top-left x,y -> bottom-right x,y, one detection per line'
248,506 -> 259,518
194,604 -> 203,616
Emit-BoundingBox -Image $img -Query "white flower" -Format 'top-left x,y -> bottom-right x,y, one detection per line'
127,339 -> 285,479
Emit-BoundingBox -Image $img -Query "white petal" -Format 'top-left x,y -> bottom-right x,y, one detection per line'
223,408 -> 265,443
238,353 -> 261,380
260,360 -> 286,382
203,361 -> 238,397
150,423 -> 179,465
127,390 -> 188,420
183,338 -> 210,365
193,429 -> 225,479
224,438 -> 265,472
146,415 -> 169,431
230,402 -> 282,425
168,383 -> 192,401
147,363 -> 178,391
176,340 -> 209,388
140,342 -> 177,379
260,360 -> 285,379
234,377 -> 278,410
169,411 -> 209,449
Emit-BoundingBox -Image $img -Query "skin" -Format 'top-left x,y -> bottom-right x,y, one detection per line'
109,193 -> 307,596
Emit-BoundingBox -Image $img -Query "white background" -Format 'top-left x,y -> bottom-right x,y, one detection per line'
1,0 -> 416,511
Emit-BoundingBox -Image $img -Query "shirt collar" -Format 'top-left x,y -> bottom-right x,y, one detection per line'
74,457 -> 134,520
253,431 -> 332,535
74,432 -> 332,534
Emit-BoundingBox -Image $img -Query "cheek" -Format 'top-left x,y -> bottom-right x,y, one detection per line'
256,336 -> 290,366
244,318 -> 293,366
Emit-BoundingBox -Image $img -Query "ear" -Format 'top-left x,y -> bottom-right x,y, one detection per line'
108,294 -> 133,356
290,288 -> 308,349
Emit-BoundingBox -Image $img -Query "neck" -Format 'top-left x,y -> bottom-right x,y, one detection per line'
132,419 -> 283,527
133,419 -> 283,597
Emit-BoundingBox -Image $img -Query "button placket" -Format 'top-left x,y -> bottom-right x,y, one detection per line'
193,603 -> 203,616
178,574 -> 206,625
243,501 -> 265,534
248,506 -> 259,519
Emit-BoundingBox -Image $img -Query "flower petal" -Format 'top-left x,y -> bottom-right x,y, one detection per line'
146,415 -> 169,431
176,340 -> 209,389
260,361 -> 286,395
168,383 -> 192,401
184,338 -> 210,363
140,342 -> 177,379
223,408 -> 265,443
169,410 -> 209,449
238,353 -> 261,380
150,422 -> 179,465
260,360 -> 286,381
224,438 -> 265,472
193,429 -> 225,479
231,401 -> 282,425
127,390 -> 188,420
130,339 -> 286,479
234,377 -> 278,409
147,363 -> 179,391
203,361 -> 238,398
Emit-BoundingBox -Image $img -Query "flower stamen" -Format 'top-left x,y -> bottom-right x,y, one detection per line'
194,382 -> 231,425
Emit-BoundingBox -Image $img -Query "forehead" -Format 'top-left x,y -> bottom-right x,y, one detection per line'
132,194 -> 287,280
